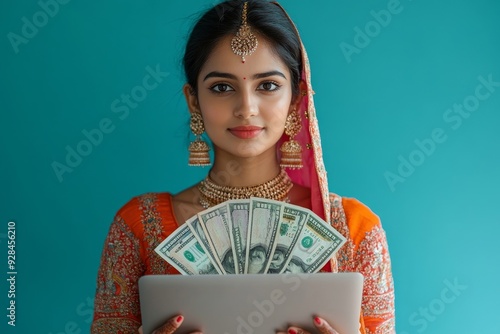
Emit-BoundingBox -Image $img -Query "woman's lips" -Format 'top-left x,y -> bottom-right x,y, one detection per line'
228,126 -> 264,139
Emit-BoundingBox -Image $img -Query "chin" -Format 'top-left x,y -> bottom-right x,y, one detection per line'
212,137 -> 279,159
230,145 -> 273,159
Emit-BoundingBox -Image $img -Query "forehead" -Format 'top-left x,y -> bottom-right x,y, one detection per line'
198,34 -> 289,79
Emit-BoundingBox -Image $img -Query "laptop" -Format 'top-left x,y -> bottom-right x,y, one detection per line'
139,272 -> 363,334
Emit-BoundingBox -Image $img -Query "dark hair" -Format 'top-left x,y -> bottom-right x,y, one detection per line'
183,0 -> 302,97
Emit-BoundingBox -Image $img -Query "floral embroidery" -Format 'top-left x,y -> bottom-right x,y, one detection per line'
91,216 -> 144,333
329,194 -> 353,273
91,317 -> 140,334
354,225 -> 395,333
327,194 -> 395,333
355,226 -> 394,315
138,193 -> 170,274
92,194 -> 180,333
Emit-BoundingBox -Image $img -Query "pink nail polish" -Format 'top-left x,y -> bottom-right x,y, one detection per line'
176,315 -> 183,323
314,316 -> 322,325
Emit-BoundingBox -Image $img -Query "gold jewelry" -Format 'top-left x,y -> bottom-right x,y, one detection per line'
198,169 -> 293,208
280,108 -> 303,169
188,111 -> 211,166
231,2 -> 258,63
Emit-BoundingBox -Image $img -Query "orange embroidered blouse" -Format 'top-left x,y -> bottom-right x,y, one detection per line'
91,192 -> 395,334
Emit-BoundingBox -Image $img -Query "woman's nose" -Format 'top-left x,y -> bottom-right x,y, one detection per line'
233,90 -> 258,119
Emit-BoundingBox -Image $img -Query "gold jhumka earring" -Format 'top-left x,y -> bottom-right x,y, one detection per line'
280,108 -> 303,169
188,111 -> 211,166
231,2 -> 258,63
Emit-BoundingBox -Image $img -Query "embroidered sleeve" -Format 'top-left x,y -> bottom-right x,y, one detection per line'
355,225 -> 395,334
91,215 -> 145,334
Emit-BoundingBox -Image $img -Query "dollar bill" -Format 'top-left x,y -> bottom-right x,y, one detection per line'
198,202 -> 238,274
186,216 -> 224,274
154,223 -> 220,275
228,200 -> 249,274
155,197 -> 348,276
267,203 -> 309,274
284,211 -> 346,274
245,198 -> 283,274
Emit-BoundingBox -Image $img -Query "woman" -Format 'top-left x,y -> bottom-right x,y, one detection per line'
91,1 -> 395,333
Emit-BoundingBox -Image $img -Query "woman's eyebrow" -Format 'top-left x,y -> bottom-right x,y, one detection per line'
203,71 -> 237,81
252,70 -> 287,80
203,70 -> 287,81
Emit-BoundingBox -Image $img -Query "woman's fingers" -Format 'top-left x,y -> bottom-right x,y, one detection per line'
152,315 -> 184,334
138,326 -> 143,334
148,315 -> 335,334
312,316 -> 339,334
287,327 -> 312,334
283,317 -> 339,334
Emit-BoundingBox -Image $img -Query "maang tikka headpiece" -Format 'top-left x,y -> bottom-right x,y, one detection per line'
231,2 -> 258,63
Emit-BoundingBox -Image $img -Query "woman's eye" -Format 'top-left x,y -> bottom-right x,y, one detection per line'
258,82 -> 280,91
211,84 -> 233,93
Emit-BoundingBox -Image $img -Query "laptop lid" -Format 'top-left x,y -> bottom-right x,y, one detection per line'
139,272 -> 363,334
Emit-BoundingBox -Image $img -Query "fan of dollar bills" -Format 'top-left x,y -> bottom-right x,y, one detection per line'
155,197 -> 346,275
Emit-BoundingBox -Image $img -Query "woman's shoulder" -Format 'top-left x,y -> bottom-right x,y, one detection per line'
329,193 -> 382,245
112,192 -> 175,231
116,191 -> 173,213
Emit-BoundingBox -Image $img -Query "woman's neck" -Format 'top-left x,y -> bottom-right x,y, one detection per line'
208,150 -> 281,187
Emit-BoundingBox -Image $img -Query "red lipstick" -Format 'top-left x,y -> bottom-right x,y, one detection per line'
228,125 -> 263,139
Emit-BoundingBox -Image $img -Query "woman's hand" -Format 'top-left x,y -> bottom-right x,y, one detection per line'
138,315 -> 202,334
276,316 -> 339,334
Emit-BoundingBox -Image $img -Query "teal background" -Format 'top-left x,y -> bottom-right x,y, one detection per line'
1,0 -> 499,333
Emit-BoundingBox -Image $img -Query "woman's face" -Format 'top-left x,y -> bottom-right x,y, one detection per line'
191,34 -> 294,160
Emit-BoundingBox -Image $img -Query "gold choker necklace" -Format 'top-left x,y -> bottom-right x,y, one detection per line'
198,169 -> 293,208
